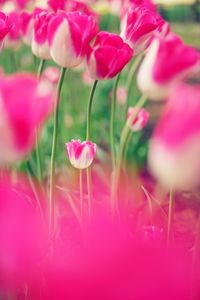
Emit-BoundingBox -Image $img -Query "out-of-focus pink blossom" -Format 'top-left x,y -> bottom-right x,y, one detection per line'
127,107 -> 149,131
82,68 -> 93,86
0,73 -> 55,165
0,11 -> 13,50
20,9 -> 42,46
5,11 -> 21,47
48,11 -> 98,68
0,175 -> 46,294
48,0 -> 66,11
148,83 -> 200,189
43,213 -> 191,300
66,139 -> 97,169
32,10 -> 54,59
42,66 -> 60,84
137,33 -> 200,100
116,86 -> 127,105
120,6 -> 160,55
87,31 -> 133,79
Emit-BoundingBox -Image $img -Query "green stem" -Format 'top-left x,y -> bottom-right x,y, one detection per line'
86,79 -> 98,217
110,73 -> 121,168
26,161 -> 43,219
86,80 -> 98,140
111,94 -> 147,211
49,67 -> 67,235
125,54 -> 143,115
35,59 -> 46,182
80,169 -> 83,217
35,129 -> 42,182
167,188 -> 174,247
37,59 -> 45,80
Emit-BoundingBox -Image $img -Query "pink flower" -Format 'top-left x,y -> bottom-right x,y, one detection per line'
0,73 -> 54,165
127,107 -> 149,131
42,66 -> 60,84
120,6 -> 160,55
5,11 -> 21,47
137,33 -> 200,100
48,0 -> 66,11
148,83 -> 200,189
20,9 -> 42,46
117,86 -> 127,105
0,175 -> 46,293
48,11 -> 98,68
0,12 -> 13,48
32,10 -> 55,59
44,214 -> 190,300
66,139 -> 97,169
87,31 -> 133,79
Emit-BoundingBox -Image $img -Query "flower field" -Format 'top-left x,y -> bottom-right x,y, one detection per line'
0,0 -> 200,299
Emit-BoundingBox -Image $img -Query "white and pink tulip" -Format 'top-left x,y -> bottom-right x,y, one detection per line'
137,33 -> 200,100
48,11 -> 98,68
120,6 -> 161,55
66,139 -> 97,169
148,83 -> 200,189
32,10 -> 55,60
0,11 -> 13,49
0,73 -> 54,165
127,107 -> 149,132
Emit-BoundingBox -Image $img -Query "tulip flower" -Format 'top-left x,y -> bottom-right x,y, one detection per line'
48,11 -> 98,68
42,66 -> 60,84
66,139 -> 97,169
48,0 -> 66,11
87,31 -> 133,79
0,12 -> 13,49
44,213 -> 190,300
148,83 -> 200,189
137,33 -> 199,100
32,10 -> 55,60
0,175 -> 46,293
5,11 -> 21,48
20,9 -> 42,46
127,107 -> 149,131
120,6 -> 161,55
0,73 -> 54,165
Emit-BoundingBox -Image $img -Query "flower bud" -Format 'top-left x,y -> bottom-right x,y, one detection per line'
127,107 -> 149,131
66,139 -> 97,169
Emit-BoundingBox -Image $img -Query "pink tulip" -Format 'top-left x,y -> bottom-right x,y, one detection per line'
68,0 -> 98,19
20,9 -> 42,46
0,175 -> 46,293
66,139 -> 97,169
5,11 -> 21,47
87,31 -> 133,79
48,0 -> 66,11
148,83 -> 200,189
20,11 -> 33,45
137,33 -> 199,100
42,66 -> 60,84
48,11 -> 98,68
44,213 -> 190,300
0,12 -> 13,49
32,10 -> 55,59
120,6 -> 160,55
0,73 -> 54,165
127,107 -> 149,132
116,86 -> 127,105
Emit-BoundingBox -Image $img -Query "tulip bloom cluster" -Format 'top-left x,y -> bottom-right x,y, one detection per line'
0,0 -> 199,300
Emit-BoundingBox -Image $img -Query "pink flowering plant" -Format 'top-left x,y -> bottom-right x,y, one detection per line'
0,0 -> 200,299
